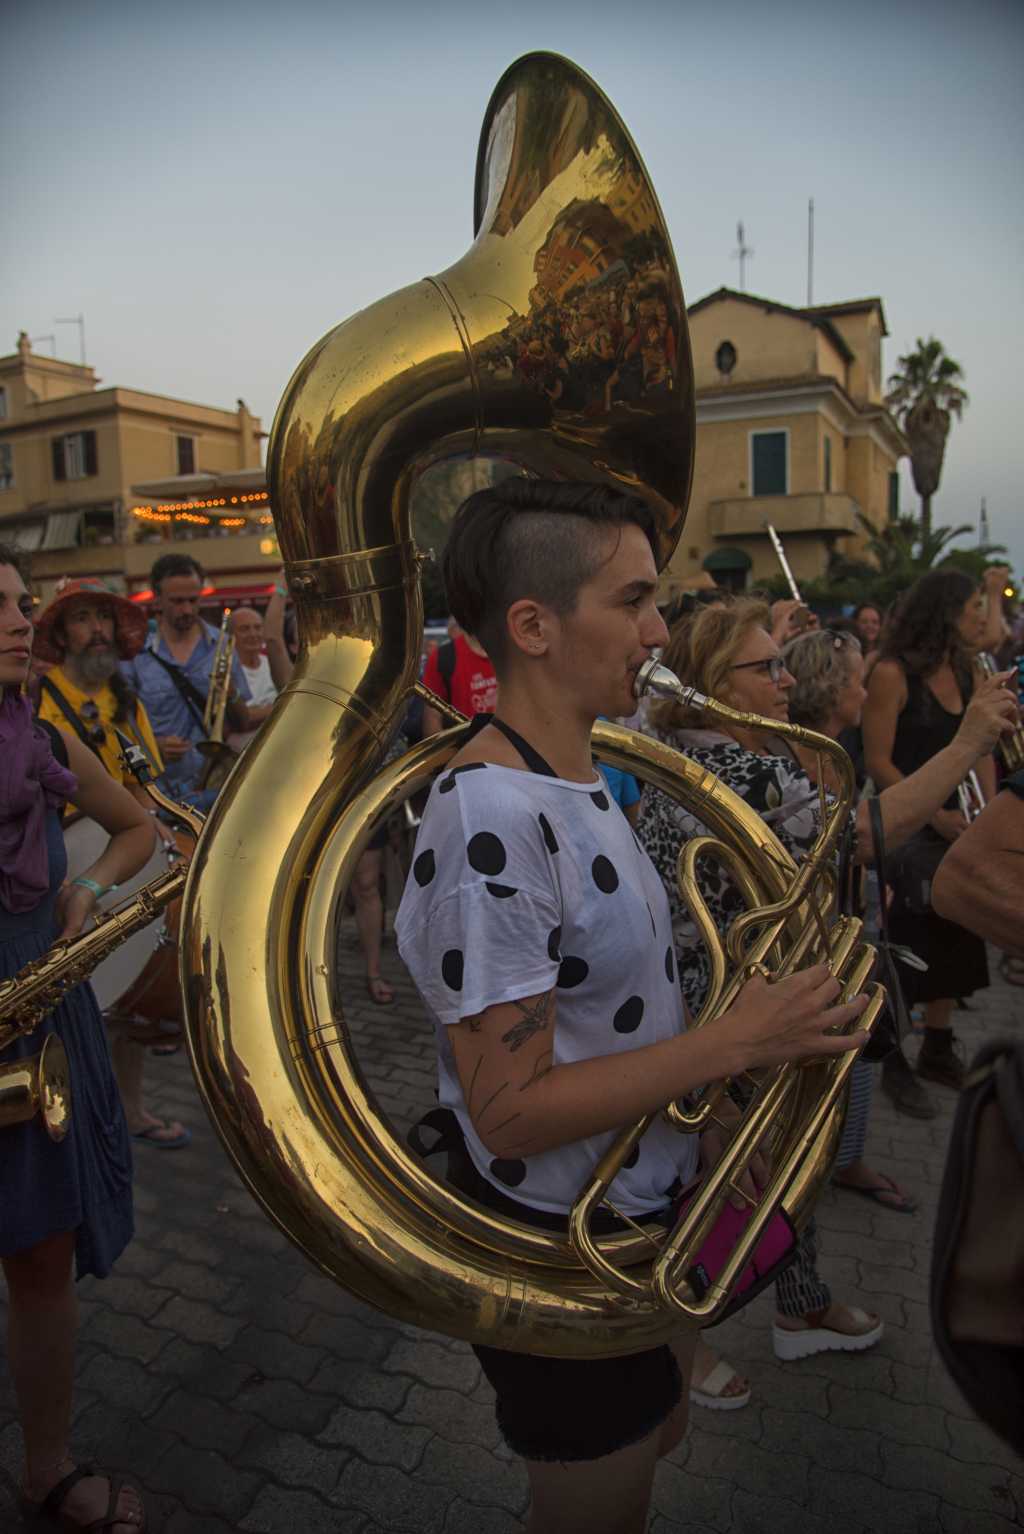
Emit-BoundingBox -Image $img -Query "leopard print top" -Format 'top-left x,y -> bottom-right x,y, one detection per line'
636,726 -> 834,1016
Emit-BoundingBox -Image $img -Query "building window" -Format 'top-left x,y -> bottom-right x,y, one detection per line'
751,430 -> 788,496
0,387 -> 7,420
823,435 -> 832,493
888,471 -> 900,521
51,430 -> 98,481
0,443 -> 12,490
176,434 -> 196,475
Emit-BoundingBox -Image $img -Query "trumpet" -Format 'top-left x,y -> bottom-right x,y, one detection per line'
0,748 -> 203,1140
197,607 -> 238,790
956,769 -> 986,823
977,651 -> 1024,772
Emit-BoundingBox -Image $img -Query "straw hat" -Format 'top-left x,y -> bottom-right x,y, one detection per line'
34,577 -> 149,663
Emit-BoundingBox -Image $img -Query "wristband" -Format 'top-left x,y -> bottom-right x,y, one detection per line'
71,876 -> 106,898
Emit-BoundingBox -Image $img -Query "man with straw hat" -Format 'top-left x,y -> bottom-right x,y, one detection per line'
34,577 -> 191,1149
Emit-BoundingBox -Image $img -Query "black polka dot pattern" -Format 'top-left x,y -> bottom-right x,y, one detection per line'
438,763 -> 489,795
590,790 -> 610,811
438,776 -> 457,794
413,849 -> 436,886
547,925 -> 562,961
538,813 -> 559,855
467,832 -> 506,877
613,995 -> 645,1034
592,855 -> 619,894
441,949 -> 464,991
557,956 -> 589,989
665,946 -> 675,983
490,1157 -> 527,1188
485,882 -> 517,899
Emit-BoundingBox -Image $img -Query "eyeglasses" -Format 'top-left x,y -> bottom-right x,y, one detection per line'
79,700 -> 107,746
729,656 -> 788,683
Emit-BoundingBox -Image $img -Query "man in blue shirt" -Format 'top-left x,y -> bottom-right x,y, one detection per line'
123,554 -> 252,811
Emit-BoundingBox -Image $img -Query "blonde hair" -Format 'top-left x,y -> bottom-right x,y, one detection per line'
781,629 -> 861,730
649,596 -> 772,732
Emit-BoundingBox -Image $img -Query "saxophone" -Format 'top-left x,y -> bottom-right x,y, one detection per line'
0,742 -> 203,1140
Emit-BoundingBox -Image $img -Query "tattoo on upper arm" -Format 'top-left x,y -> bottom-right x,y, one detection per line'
501,991 -> 554,1053
519,1048 -> 553,1092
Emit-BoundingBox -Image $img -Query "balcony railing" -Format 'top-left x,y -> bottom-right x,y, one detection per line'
708,492 -> 860,539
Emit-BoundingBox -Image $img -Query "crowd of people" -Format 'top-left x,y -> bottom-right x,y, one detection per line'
0,491 -> 1021,1532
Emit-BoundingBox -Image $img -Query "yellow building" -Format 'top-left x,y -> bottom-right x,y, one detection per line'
666,288 -> 907,594
0,332 -> 272,602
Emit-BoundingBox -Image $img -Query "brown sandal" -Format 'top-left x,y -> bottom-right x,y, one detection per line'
22,1462 -> 150,1532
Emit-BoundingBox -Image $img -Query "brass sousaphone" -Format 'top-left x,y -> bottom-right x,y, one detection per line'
179,53 -> 880,1357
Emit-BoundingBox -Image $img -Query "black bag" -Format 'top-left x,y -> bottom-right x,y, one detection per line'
931,1039 -> 1024,1456
887,824 -> 948,917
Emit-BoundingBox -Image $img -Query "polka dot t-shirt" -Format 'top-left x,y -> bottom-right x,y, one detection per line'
395,761 -> 700,1218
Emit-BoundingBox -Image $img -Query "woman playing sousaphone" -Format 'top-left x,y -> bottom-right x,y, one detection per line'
0,545 -> 156,1532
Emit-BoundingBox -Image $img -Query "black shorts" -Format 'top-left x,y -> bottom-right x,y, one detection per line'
450,1151 -> 684,1463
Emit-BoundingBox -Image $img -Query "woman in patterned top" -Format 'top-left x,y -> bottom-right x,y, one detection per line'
637,599 -> 1014,1404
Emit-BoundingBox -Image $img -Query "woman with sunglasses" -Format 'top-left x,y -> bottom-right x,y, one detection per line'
0,546 -> 157,1532
636,598 -> 1014,1403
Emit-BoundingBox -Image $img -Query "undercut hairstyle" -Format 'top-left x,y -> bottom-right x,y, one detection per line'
0,542 -> 29,580
151,553 -> 204,593
649,596 -> 771,732
781,629 -> 861,731
879,568 -> 977,693
441,480 -> 659,670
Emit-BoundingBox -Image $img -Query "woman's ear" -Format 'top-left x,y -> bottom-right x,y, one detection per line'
505,598 -> 548,658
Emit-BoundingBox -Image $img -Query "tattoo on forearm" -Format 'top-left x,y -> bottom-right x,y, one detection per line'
486,1111 -> 522,1137
519,1048 -> 553,1093
467,1055 -> 483,1116
501,991 -> 553,1053
475,1081 -> 509,1125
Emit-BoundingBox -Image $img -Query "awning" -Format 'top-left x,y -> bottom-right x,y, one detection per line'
703,546 -> 752,573
42,509 -> 83,550
129,581 -> 278,606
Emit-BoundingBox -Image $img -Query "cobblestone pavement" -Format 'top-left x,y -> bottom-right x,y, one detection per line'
1,918 -> 1021,1532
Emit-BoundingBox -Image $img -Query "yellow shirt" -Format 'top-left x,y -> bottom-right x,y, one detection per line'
37,665 -> 164,806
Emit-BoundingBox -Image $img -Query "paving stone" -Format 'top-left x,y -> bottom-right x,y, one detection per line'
761,1404 -> 884,1478
294,1310 -> 394,1365
149,1294 -> 245,1349
76,1351 -> 176,1419
383,1337 -> 480,1393
730,1487 -> 870,1534
650,1460 -> 735,1531
150,1337 -> 262,1402
235,1376 -> 338,1437
240,1483 -> 361,1532
882,1441 -> 1018,1519
692,1434 -> 809,1506
416,1438 -> 528,1517
397,1384 -> 501,1450
937,1503 -> 1022,1534
828,1381 -> 949,1452
313,1405 -> 431,1471
147,1441 -> 262,1522
151,1388 -> 259,1460
858,1260 -> 930,1302
229,1324 -> 328,1385
80,1308 -> 174,1364
238,1424 -> 345,1495
944,1416 -> 1024,1475
313,1361 -> 415,1416
334,1456 -> 453,1532
89,1272 -> 176,1320
807,1462 -> 941,1532
444,1498 -> 524,1534
163,1501 -> 241,1534
823,1228 -> 917,1271
148,1257 -> 240,1306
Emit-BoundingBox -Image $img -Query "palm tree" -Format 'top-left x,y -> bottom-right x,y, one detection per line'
885,337 -> 968,538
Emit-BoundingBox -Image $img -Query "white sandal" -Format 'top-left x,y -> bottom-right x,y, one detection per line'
773,1305 -> 883,1361
689,1357 -> 752,1410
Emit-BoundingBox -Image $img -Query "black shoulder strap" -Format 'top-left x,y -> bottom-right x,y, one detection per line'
36,716 -> 69,768
148,650 -> 208,733
868,796 -> 892,939
436,639 -> 457,701
487,716 -> 559,778
39,676 -> 103,762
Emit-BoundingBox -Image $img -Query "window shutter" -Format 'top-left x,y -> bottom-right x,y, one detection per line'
84,430 -> 98,476
888,472 -> 899,520
752,432 -> 787,496
52,438 -> 66,481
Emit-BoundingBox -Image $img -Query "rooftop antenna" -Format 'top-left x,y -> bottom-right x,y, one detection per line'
979,496 -> 990,548
807,198 -> 815,306
30,334 -> 56,357
732,221 -> 753,293
55,313 -> 86,366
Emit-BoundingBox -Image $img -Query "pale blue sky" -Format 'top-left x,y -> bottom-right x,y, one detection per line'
3,0 -> 1022,571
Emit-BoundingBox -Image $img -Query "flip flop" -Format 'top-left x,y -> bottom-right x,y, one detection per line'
21,1460 -> 150,1531
834,1171 -> 917,1214
689,1357 -> 751,1411
131,1121 -> 191,1150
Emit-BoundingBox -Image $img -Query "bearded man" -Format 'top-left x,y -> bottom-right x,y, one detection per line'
34,577 -> 191,1149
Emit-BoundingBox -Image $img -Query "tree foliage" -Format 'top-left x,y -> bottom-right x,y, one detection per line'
885,337 -> 968,536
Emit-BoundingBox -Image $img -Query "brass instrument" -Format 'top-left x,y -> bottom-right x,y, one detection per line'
177,52 -> 879,1356
0,746 -> 203,1141
977,651 -> 1024,773
196,607 -> 238,790
956,769 -> 986,824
